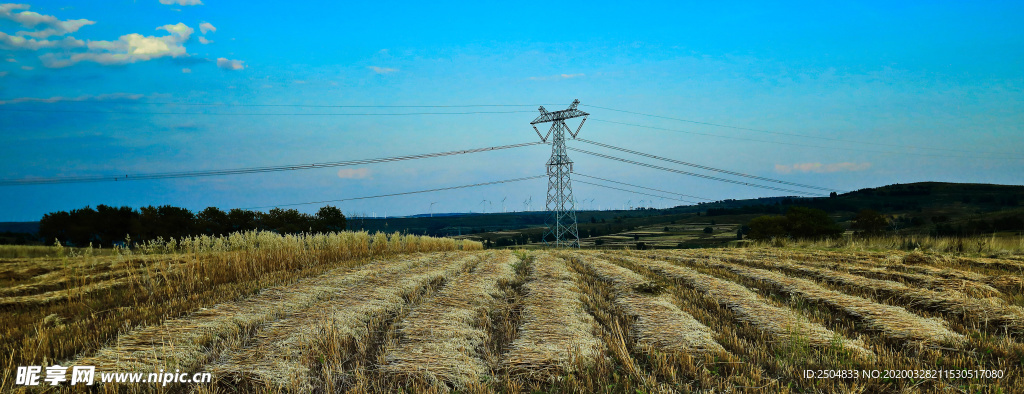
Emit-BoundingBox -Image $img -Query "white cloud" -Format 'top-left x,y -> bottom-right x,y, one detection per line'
528,73 -> 585,81
41,23 -> 193,67
5,58 -> 15,62
199,22 -> 216,34
774,162 -> 872,174
337,168 -> 370,179
198,36 -> 212,44
0,93 -> 145,105
0,71 -> 7,77
216,57 -> 245,70
368,66 -> 398,74
182,67 -> 191,73
0,4 -> 95,37
20,65 -> 31,70
0,31 -> 85,50
158,0 -> 203,5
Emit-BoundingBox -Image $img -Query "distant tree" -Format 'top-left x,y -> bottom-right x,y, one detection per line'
852,209 -> 888,236
746,215 -> 789,241
594,239 -> 605,246
39,210 -> 72,245
664,226 -> 670,232
94,205 -> 136,246
227,209 -> 260,232
635,242 -> 647,250
703,227 -> 713,234
264,208 -> 313,234
633,234 -> 640,241
785,207 -> 842,239
830,192 -> 838,198
197,207 -> 230,236
314,205 -> 347,233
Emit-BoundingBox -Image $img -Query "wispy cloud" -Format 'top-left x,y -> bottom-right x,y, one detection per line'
0,4 -> 95,38
774,162 -> 872,174
40,23 -> 194,67
216,57 -> 245,70
337,168 -> 371,179
528,73 -> 585,81
0,93 -> 145,105
198,36 -> 212,44
199,22 -> 216,34
0,32 -> 84,50
159,0 -> 203,6
181,68 -> 191,73
368,66 -> 398,74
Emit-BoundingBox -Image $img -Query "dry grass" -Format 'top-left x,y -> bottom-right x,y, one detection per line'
77,253 -> 441,373
570,254 -> 725,355
207,252 -> 478,389
380,251 -> 517,387
0,230 -> 480,393
609,254 -> 874,359
761,234 -> 1024,257
699,252 -> 1024,334
502,253 -> 604,378
6,238 -> 1023,393
689,256 -> 965,344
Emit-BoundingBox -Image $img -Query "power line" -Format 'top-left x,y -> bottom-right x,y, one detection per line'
584,104 -> 1023,159
574,179 -> 690,203
574,138 -> 839,192
587,118 -> 1012,160
241,175 -> 546,210
0,141 -> 547,186
121,103 -> 559,108
574,173 -> 709,202
0,108 -> 536,116
568,147 -> 825,196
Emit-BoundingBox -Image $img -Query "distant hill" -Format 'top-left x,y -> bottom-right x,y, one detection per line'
5,182 -> 1022,246
0,222 -> 39,234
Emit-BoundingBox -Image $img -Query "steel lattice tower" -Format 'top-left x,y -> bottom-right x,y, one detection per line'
530,99 -> 589,248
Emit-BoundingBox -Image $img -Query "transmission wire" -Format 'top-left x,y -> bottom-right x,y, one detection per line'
568,147 -> 825,196
574,138 -> 839,192
242,175 -> 546,209
584,104 -> 1022,159
0,141 -> 546,186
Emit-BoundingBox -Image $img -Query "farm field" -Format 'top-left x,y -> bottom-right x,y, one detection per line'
3,242 -> 1023,392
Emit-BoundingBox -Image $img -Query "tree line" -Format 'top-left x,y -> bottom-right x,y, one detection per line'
39,205 -> 347,247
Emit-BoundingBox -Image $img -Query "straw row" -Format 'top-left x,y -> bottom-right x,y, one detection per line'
503,253 -> 604,377
74,252 -> 447,373
207,252 -> 480,387
0,277 -> 128,307
573,254 -> 724,355
713,257 -> 1024,333
692,249 -> 1006,299
381,251 -> 518,386
613,254 -> 873,358
699,259 -> 964,344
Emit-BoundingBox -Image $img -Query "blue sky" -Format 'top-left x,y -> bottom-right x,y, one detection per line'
1,1 -> 1022,221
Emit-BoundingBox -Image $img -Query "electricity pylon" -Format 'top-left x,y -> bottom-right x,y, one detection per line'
530,99 -> 588,248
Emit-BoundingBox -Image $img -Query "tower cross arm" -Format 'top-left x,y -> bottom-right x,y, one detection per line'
530,99 -> 589,124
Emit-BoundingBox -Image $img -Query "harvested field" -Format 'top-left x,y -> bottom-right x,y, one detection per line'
570,254 -> 725,355
3,242 -> 1023,393
672,251 -> 1024,334
502,253 -> 604,377
379,252 -> 516,387
661,254 -> 965,344
605,254 -> 873,359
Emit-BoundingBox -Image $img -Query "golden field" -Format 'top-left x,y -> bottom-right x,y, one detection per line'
2,234 -> 1022,393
